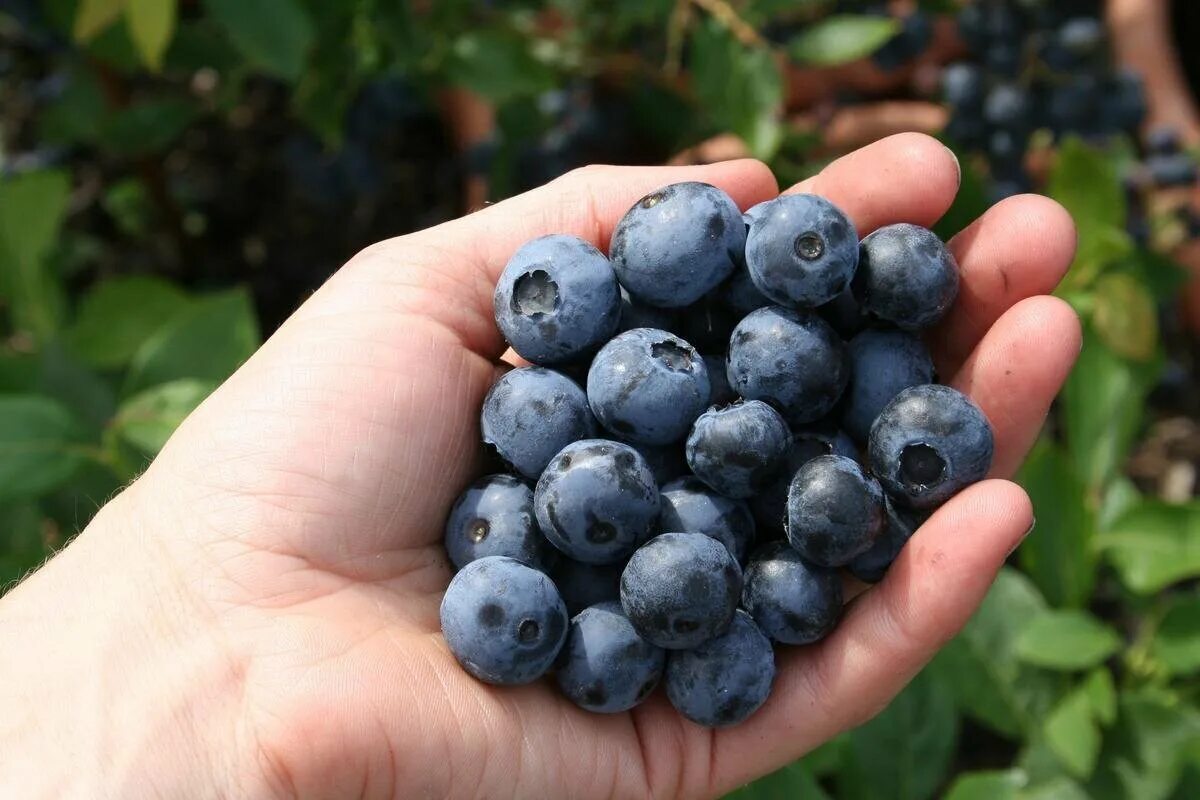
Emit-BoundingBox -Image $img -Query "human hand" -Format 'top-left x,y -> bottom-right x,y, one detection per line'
0,133 -> 1079,799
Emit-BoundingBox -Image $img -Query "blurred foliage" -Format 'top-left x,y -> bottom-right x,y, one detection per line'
1,1 -> 1199,798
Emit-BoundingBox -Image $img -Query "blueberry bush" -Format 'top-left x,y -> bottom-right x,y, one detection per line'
2,0 -> 1200,796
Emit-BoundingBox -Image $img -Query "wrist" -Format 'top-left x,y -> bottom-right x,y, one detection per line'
0,484 -> 260,799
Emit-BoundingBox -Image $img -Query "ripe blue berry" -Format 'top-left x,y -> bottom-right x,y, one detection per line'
846,496 -> 928,584
659,476 -> 756,562
742,541 -> 842,644
493,234 -> 620,365
556,601 -> 666,713
664,609 -> 775,727
745,194 -> 859,309
534,439 -> 660,564
787,455 -> 886,567
444,474 -> 551,571
841,329 -> 935,443
621,532 -> 742,649
853,224 -> 959,331
685,400 -> 790,499
440,556 -> 568,685
750,424 -> 858,537
868,384 -> 994,510
609,182 -> 745,308
481,367 -> 596,479
587,328 -> 710,445
727,306 -> 848,425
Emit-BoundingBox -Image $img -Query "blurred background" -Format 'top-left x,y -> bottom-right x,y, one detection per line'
3,0 -> 1200,797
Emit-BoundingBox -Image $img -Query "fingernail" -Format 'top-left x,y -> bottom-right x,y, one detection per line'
1006,517 -> 1036,558
945,145 -> 961,187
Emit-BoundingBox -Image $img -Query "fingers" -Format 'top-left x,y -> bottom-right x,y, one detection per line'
709,480 -> 1033,794
950,295 -> 1082,478
935,194 -> 1078,372
785,132 -> 962,234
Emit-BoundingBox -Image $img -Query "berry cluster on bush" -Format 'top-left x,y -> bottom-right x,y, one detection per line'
440,181 -> 994,728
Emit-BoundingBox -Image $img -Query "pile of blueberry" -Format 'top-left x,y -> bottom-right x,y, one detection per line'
439,182 -> 995,728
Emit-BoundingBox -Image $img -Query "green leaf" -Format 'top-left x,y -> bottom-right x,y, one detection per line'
67,276 -> 191,369
1084,668 -> 1118,726
929,568 -> 1062,736
943,770 -> 1025,800
36,342 -> 117,431
788,15 -> 900,66
1098,501 -> 1200,595
1016,439 -> 1096,608
1062,326 -> 1159,490
690,21 -> 783,159
1016,610 -> 1122,671
1088,690 -> 1200,800
124,288 -> 259,395
1047,138 -> 1126,282
1021,777 -> 1091,800
444,30 -> 557,104
725,759 -> 830,799
97,99 -> 197,157
1151,596 -> 1200,676
0,170 -> 72,340
1098,477 -> 1141,531
0,395 -> 87,503
125,0 -> 176,70
74,0 -> 126,41
113,379 -> 215,455
203,0 -> 314,81
1125,249 -> 1189,302
1092,272 -> 1159,362
1045,689 -> 1102,778
836,671 -> 958,800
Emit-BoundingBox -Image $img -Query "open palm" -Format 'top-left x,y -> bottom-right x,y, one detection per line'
4,134 -> 1079,799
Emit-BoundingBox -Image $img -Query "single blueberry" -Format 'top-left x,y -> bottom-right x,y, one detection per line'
685,400 -> 790,499
550,557 -> 624,616
745,194 -> 859,309
942,62 -> 984,109
587,328 -> 710,445
534,439 -> 660,564
846,496 -> 928,583
983,84 -> 1032,131
868,384 -> 994,510
750,424 -> 858,537
493,234 -> 621,365
853,224 -> 959,331
440,556 -> 568,685
726,306 -> 848,425
444,474 -> 551,571
742,541 -> 842,645
1058,16 -> 1104,56
556,601 -> 666,713
609,182 -> 745,308
481,367 -> 597,479
787,454 -> 886,567
1146,126 -> 1182,156
620,532 -> 742,649
841,329 -> 935,443
659,476 -> 756,562
1147,154 -> 1198,188
703,355 -> 737,407
664,609 -> 775,728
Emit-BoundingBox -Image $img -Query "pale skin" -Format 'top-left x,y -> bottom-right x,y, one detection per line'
0,134 -> 1081,799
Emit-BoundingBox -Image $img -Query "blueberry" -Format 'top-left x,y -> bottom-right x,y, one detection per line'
618,286 -> 678,334
846,496 -> 928,583
727,306 -> 848,425
556,601 -> 666,713
722,264 -> 773,318
703,355 -> 737,406
750,424 -> 858,537
685,400 -> 790,499
841,330 -> 935,443
872,10 -> 932,71
868,384 -> 994,510
609,182 -> 745,308
1046,78 -> 1099,136
983,84 -> 1032,131
743,199 -> 774,229
745,195 -> 859,309
621,532 -> 742,649
587,328 -> 710,445
1147,154 -> 1198,188
853,224 -> 959,331
942,63 -> 984,109
787,455 -> 885,567
444,475 -> 551,571
534,439 -> 660,564
1102,69 -> 1146,134
550,557 -> 624,616
1146,126 -> 1182,156
493,234 -> 621,365
440,556 -> 568,685
626,440 -> 689,486
741,541 -> 842,644
1058,16 -> 1104,57
659,476 -> 756,562
664,609 -> 774,727
481,367 -> 596,479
